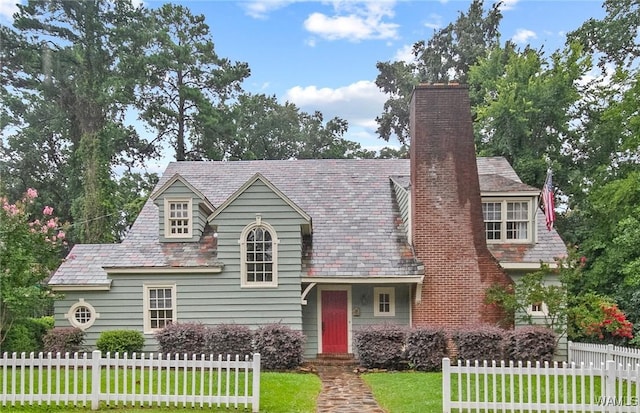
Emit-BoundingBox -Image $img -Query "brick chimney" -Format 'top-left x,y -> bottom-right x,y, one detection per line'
410,84 -> 511,327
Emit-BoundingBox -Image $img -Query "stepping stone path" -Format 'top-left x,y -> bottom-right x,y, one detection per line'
315,365 -> 386,413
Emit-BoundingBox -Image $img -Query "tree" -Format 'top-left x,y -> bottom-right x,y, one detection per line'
0,189 -> 65,346
4,0 -> 155,243
469,42 -> 590,187
136,3 -> 250,161
375,0 -> 502,144
486,265 -> 568,342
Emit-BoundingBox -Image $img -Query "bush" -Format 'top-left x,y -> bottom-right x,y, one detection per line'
43,327 -> 85,353
405,327 -> 448,371
2,316 -> 54,353
253,323 -> 305,370
155,323 -> 207,357
205,324 -> 254,358
504,326 -> 556,363
354,324 -> 407,370
96,330 -> 144,355
452,326 -> 505,362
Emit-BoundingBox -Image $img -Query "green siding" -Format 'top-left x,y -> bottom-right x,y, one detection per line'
154,180 -> 206,242
301,284 -> 411,358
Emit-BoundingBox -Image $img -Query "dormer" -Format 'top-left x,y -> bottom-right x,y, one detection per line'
150,173 -> 215,242
478,159 -> 541,244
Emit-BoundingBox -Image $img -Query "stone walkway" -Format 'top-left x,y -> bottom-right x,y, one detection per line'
314,365 -> 386,413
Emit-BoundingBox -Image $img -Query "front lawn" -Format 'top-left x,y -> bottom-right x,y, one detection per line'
363,371 -> 442,413
0,371 -> 322,413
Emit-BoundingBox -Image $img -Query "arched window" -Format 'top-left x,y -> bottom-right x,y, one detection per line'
240,216 -> 278,287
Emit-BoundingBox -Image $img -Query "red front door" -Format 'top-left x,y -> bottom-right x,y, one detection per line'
321,290 -> 348,353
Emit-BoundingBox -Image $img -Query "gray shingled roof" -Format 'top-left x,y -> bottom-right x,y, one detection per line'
49,158 -> 566,287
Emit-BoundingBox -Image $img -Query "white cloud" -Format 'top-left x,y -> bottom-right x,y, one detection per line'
283,80 -> 390,149
0,0 -> 19,21
512,29 -> 537,44
424,13 -> 442,30
499,0 -> 519,11
303,1 -> 399,42
394,44 -> 415,63
241,0 -> 295,19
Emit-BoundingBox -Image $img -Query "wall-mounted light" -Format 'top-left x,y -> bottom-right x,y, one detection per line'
361,293 -> 368,305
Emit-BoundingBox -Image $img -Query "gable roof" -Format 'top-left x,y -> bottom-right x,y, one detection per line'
208,172 -> 312,232
49,157 -> 567,288
150,173 -> 215,213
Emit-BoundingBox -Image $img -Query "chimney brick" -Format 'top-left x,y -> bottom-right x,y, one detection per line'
410,84 -> 512,328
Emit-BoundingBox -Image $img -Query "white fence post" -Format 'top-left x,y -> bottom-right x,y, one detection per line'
91,350 -> 101,410
607,344 -> 614,362
567,340 -> 573,363
442,358 -> 451,413
605,359 -> 617,410
252,354 -> 261,413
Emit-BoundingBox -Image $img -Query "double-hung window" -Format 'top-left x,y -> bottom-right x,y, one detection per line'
482,199 -> 531,242
144,284 -> 176,333
165,199 -> 192,238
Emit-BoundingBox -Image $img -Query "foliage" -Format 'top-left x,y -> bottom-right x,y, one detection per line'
2,0 -> 157,243
1,316 -> 54,353
485,262 -> 568,340
568,293 -> 633,345
96,330 -> 145,355
154,322 -> 208,357
469,42 -> 589,187
0,189 -> 65,347
405,327 -> 448,372
354,324 -> 407,370
452,326 -> 505,362
503,326 -> 556,363
375,0 -> 502,143
253,323 -> 305,371
204,323 -> 254,357
136,3 -> 249,161
42,327 -> 85,354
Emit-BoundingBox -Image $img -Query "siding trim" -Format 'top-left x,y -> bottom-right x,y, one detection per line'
105,267 -> 223,274
301,276 -> 423,284
50,284 -> 111,291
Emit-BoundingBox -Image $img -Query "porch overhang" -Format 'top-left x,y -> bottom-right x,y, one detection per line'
300,276 -> 424,305
499,262 -> 559,270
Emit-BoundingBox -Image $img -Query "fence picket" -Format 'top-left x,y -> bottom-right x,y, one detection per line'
0,351 -> 260,411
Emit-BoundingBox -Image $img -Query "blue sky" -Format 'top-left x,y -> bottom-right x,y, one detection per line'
0,0 -> 606,157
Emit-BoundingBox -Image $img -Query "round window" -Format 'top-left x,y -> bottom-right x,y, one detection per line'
66,300 -> 98,329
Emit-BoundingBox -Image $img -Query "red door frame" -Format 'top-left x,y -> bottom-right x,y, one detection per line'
320,288 -> 350,354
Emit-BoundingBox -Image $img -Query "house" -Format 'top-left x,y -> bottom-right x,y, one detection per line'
48,84 -> 567,358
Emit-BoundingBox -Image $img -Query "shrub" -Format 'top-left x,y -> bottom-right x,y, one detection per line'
205,324 -> 254,357
2,316 -> 54,353
43,327 -> 85,354
452,326 -> 505,362
96,330 -> 145,355
253,323 -> 305,370
504,326 -> 556,363
405,327 -> 448,371
354,324 -> 407,370
155,322 -> 207,357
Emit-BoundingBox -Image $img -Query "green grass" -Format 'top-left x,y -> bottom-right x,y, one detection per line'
0,371 -> 322,413
363,371 -> 443,413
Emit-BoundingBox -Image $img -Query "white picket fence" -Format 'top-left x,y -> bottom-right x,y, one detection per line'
443,357 -> 640,412
0,350 -> 261,412
570,341 -> 640,370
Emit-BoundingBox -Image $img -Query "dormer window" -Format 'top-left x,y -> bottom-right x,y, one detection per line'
482,199 -> 532,243
165,199 -> 192,238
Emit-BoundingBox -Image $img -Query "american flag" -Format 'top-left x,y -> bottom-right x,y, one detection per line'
542,169 -> 555,231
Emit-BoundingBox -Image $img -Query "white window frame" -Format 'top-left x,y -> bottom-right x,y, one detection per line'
482,198 -> 533,243
239,217 -> 279,288
164,198 -> 192,239
373,287 -> 396,317
65,299 -> 99,330
143,284 -> 177,334
527,301 -> 549,317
